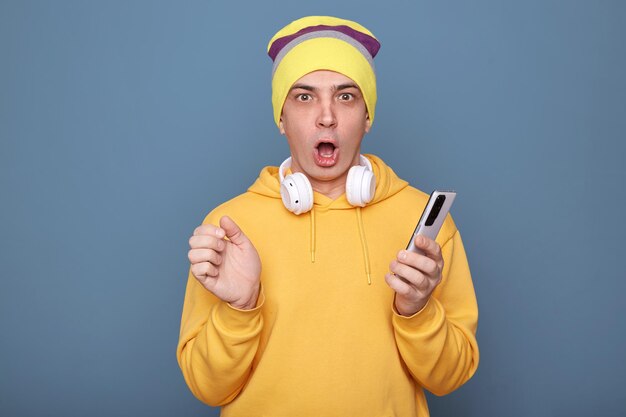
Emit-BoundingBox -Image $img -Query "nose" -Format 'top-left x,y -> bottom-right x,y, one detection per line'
316,99 -> 337,129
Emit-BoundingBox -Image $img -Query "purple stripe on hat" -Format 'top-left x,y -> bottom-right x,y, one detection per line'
268,24 -> 380,61
271,30 -> 376,77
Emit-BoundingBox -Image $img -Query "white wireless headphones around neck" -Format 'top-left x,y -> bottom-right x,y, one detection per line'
278,155 -> 376,215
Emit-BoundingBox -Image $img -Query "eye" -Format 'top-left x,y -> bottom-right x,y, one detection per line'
296,93 -> 312,102
338,93 -> 354,101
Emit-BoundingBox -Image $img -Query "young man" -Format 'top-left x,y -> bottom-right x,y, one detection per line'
177,16 -> 479,417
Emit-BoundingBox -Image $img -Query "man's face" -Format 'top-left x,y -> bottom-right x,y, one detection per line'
279,70 -> 371,193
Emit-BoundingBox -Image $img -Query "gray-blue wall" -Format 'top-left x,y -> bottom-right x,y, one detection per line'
2,1 -> 625,416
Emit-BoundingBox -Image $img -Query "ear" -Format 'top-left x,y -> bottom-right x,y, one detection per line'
279,119 -> 285,135
364,113 -> 371,133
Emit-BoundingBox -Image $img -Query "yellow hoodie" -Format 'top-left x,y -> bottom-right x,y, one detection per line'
177,155 -> 479,417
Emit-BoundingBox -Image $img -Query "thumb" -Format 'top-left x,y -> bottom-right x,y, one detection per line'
219,216 -> 249,246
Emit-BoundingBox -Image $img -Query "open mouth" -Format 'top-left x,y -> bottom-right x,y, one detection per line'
316,141 -> 336,157
314,140 -> 339,167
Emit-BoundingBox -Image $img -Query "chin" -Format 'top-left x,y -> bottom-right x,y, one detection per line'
310,163 -> 349,181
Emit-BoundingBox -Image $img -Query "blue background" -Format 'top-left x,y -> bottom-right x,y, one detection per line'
2,1 -> 625,416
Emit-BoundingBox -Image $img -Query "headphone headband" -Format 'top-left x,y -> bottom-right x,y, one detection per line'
278,155 -> 375,214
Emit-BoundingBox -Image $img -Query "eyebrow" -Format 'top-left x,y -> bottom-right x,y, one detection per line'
289,83 -> 360,92
290,83 -> 316,92
335,83 -> 359,91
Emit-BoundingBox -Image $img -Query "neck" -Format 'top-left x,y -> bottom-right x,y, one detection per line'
309,174 -> 349,200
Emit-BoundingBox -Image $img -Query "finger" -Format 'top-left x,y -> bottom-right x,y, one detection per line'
397,250 -> 439,276
191,262 -> 219,279
188,248 -> 222,265
413,235 -> 442,261
219,216 -> 249,246
389,261 -> 429,291
385,273 -> 413,296
193,223 -> 226,238
189,235 -> 225,251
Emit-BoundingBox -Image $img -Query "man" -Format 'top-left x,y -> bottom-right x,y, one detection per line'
177,16 -> 479,417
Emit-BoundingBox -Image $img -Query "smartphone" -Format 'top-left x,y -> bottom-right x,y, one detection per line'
406,190 -> 456,255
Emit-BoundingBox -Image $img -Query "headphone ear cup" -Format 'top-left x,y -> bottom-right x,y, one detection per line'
345,166 -> 360,206
346,165 -> 376,207
280,172 -> 313,215
361,169 -> 376,205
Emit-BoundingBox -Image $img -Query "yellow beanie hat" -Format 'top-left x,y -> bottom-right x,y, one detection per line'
267,16 -> 380,127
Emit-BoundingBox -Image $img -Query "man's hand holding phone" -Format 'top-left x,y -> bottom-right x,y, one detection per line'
385,236 -> 444,316
385,190 -> 454,316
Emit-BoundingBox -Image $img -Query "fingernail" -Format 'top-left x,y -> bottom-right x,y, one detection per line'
399,251 -> 407,260
216,228 -> 225,238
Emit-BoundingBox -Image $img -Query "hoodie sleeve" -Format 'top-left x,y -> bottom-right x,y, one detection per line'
391,228 -> 479,396
176,213 -> 265,406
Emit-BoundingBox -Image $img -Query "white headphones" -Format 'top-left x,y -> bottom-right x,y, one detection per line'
278,155 -> 376,215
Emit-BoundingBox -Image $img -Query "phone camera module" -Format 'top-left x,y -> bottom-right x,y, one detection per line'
425,195 -> 446,226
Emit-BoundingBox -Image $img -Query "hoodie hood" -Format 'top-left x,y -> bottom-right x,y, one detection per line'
248,154 -> 409,208
247,154 -> 409,285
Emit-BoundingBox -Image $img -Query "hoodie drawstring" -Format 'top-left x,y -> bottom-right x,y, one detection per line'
307,205 -> 371,285
310,208 -> 316,263
356,207 -> 372,285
